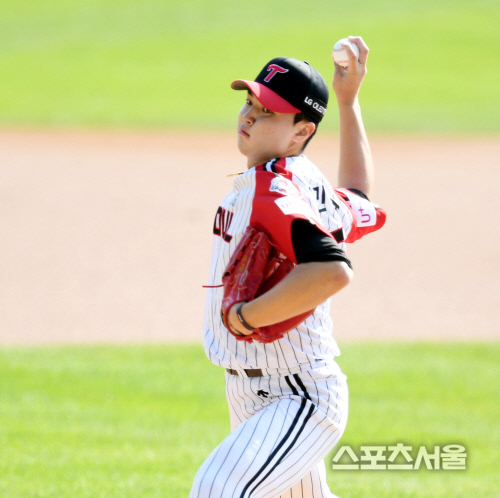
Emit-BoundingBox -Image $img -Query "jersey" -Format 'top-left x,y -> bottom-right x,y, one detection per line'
203,155 -> 386,372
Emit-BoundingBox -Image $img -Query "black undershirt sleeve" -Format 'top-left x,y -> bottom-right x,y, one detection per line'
291,219 -> 352,268
347,188 -> 369,200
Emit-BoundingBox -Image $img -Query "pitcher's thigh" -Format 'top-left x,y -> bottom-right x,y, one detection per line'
190,396 -> 340,498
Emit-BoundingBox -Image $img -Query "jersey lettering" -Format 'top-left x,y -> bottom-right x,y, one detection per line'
213,206 -> 234,242
264,64 -> 289,82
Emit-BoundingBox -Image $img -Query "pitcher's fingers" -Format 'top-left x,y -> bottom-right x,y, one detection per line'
341,41 -> 360,68
348,36 -> 369,65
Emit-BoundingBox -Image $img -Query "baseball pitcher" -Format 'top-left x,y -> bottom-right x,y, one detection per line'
190,36 -> 386,498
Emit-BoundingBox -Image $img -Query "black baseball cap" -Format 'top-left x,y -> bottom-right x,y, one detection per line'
231,57 -> 329,122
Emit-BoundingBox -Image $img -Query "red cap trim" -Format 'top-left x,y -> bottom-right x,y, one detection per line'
231,80 -> 301,114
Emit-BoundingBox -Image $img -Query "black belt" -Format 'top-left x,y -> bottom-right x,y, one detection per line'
226,368 -> 263,377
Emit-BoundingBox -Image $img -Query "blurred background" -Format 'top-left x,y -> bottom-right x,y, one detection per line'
1,0 -> 499,343
1,2 -> 499,497
1,0 -> 499,132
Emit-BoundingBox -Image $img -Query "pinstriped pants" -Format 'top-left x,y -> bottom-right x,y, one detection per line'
190,361 -> 348,498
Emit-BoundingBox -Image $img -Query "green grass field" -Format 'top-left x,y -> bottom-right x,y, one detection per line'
0,344 -> 498,497
0,0 -> 499,132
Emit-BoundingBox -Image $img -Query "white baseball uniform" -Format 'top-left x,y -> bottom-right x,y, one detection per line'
191,155 -> 385,497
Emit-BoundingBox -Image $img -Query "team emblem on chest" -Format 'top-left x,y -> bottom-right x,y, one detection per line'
270,175 -> 302,197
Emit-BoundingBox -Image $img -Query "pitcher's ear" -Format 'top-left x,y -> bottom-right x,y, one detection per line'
293,121 -> 316,144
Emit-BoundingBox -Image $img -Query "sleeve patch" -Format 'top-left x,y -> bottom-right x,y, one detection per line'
334,187 -> 387,242
347,194 -> 378,227
275,196 -> 316,221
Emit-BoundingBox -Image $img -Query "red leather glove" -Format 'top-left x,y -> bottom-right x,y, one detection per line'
221,226 -> 314,343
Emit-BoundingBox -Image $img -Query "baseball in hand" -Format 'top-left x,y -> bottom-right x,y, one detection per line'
333,38 -> 360,68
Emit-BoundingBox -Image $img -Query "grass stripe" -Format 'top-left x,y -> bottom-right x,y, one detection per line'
0,343 -> 498,496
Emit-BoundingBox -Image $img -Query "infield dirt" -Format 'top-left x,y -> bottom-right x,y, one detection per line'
1,131 -> 498,344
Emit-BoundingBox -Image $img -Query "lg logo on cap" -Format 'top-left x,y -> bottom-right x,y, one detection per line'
304,96 -> 326,115
264,64 -> 289,82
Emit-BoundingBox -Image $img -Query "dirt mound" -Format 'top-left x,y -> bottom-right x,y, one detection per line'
1,131 -> 498,343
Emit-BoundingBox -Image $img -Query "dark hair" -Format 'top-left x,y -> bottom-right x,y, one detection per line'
294,113 -> 319,151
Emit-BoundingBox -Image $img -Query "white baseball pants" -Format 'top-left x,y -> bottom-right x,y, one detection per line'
190,360 -> 348,498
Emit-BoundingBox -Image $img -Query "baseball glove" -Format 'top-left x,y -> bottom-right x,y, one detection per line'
221,226 -> 314,343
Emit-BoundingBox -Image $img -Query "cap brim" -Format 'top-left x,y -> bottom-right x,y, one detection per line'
231,80 -> 301,114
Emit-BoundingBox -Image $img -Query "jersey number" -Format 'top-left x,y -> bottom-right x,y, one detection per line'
314,185 -> 340,213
